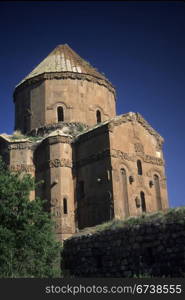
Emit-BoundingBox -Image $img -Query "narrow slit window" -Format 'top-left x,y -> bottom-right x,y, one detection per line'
154,174 -> 162,210
96,110 -> 101,123
57,106 -> 64,122
63,198 -> 67,214
137,160 -> 143,175
121,168 -> 129,217
140,191 -> 146,212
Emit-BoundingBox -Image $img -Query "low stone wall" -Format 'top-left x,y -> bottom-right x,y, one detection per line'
62,208 -> 185,277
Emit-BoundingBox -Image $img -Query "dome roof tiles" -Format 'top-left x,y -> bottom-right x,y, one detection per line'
17,44 -> 110,87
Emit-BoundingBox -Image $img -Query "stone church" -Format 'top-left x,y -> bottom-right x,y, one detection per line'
0,44 -> 169,241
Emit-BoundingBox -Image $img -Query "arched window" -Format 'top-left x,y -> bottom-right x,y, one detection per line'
140,191 -> 146,212
63,198 -> 68,214
96,110 -> 101,123
120,168 -> 129,217
154,174 -> 162,210
137,160 -> 143,175
57,106 -> 64,122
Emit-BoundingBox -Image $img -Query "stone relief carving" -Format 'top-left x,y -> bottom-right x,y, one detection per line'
134,143 -> 144,153
49,158 -> 72,168
8,143 -> 32,150
142,154 -> 164,166
51,198 -> 59,206
111,149 -> 164,166
29,122 -> 87,139
54,221 -> 62,232
111,149 -> 135,162
37,158 -> 72,171
51,207 -> 62,218
75,147 -> 164,169
9,164 -> 35,172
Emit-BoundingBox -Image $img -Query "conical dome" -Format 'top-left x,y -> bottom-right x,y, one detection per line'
17,44 -> 111,87
14,44 -> 116,133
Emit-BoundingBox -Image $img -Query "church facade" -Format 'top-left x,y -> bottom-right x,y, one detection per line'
0,45 -> 169,240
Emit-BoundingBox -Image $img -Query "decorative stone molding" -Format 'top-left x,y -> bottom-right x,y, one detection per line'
142,154 -> 164,166
47,101 -> 73,111
47,135 -> 73,145
75,147 -> 164,169
116,149 -> 164,165
14,72 -> 116,99
9,164 -> 35,172
8,142 -> 32,150
111,149 -> 135,162
28,122 -> 88,138
136,113 -> 164,149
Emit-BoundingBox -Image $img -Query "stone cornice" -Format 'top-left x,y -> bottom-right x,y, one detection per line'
75,147 -> 164,169
46,135 -> 73,145
28,122 -> 88,137
136,113 -> 164,147
13,72 -> 116,100
111,149 -> 164,166
8,141 -> 33,150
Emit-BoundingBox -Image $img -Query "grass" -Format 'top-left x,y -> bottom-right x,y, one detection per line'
74,207 -> 185,238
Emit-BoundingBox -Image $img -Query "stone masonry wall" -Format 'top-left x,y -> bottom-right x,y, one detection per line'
62,208 -> 185,277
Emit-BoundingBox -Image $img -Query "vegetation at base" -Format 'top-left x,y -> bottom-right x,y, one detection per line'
75,207 -> 185,237
0,157 -> 61,278
11,130 -> 26,140
10,131 -> 42,142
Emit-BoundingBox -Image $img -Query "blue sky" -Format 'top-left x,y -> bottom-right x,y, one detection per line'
0,1 -> 185,208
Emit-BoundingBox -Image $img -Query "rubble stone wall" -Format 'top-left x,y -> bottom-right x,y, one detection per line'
62,208 -> 185,277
